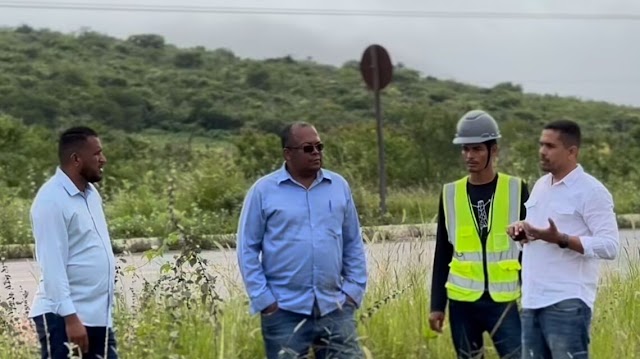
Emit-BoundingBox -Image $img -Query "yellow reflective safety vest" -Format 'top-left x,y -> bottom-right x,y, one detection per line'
442,173 -> 523,302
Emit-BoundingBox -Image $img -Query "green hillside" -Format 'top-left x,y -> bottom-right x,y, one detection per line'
2,25 -> 639,134
1,25 -> 639,249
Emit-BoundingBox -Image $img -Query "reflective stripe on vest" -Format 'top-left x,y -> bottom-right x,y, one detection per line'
447,272 -> 520,293
442,173 -> 522,302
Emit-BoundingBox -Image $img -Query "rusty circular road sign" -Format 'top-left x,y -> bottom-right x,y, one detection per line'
359,44 -> 393,91
359,44 -> 393,214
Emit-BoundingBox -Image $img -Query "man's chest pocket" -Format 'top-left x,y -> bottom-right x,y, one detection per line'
551,201 -> 579,219
322,195 -> 347,237
526,196 -> 579,216
548,200 -> 586,231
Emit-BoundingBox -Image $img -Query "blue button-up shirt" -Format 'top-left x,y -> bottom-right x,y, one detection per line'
237,165 -> 368,316
29,167 -> 116,327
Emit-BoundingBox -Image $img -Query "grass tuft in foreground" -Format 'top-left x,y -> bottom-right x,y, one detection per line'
0,238 -> 638,358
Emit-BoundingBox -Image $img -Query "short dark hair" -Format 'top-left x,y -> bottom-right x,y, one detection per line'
544,119 -> 581,148
58,126 -> 99,164
280,121 -> 313,148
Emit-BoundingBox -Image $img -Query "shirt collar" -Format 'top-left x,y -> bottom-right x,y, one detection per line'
55,167 -> 91,197
276,163 -> 332,184
550,164 -> 583,187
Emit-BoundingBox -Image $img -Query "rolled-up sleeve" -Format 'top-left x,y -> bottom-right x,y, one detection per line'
579,186 -> 620,260
31,200 -> 76,317
340,186 -> 367,307
236,184 -> 275,314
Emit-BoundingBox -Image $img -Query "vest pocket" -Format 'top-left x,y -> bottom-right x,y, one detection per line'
496,259 -> 521,271
488,233 -> 511,252
487,260 -> 521,298
454,226 -> 478,253
449,260 -> 474,277
488,259 -> 521,283
447,259 -> 485,299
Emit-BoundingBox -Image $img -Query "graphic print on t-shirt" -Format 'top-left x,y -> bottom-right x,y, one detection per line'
472,198 -> 491,231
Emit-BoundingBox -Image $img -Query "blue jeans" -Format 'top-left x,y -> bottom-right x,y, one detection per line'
449,294 -> 522,359
260,302 -> 363,359
521,298 -> 592,359
33,313 -> 118,359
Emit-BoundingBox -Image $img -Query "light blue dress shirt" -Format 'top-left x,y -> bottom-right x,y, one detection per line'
237,164 -> 368,316
29,167 -> 116,327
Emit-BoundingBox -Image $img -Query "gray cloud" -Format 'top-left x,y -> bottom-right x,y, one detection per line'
1,0 -> 639,107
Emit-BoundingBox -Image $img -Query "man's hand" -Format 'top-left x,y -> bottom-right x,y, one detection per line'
523,218 -> 562,244
64,314 -> 88,353
507,221 -> 527,240
507,219 -> 562,244
261,302 -> 278,315
507,221 -> 536,243
429,311 -> 445,333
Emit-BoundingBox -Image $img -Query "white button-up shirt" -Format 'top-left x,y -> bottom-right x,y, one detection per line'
29,167 -> 116,327
521,164 -> 619,310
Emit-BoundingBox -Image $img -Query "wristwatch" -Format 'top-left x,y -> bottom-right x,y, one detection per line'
558,233 -> 569,248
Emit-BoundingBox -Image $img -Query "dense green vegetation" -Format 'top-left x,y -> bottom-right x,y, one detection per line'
1,25 -> 640,250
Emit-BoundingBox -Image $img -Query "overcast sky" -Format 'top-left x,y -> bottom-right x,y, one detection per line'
1,0 -> 639,107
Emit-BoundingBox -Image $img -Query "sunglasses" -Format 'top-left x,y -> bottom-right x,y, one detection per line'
286,143 -> 324,153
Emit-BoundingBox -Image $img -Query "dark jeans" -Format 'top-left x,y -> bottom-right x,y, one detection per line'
521,298 -> 592,359
260,302 -> 363,359
449,294 -> 522,359
33,313 -> 118,359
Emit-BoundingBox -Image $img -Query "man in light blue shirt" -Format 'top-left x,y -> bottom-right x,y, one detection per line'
237,121 -> 368,359
29,127 -> 117,359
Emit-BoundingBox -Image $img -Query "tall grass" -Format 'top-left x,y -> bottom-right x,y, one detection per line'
0,238 -> 638,359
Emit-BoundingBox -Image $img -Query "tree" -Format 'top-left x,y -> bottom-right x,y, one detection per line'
127,34 -> 165,49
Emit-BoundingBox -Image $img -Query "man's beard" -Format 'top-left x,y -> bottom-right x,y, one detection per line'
81,167 -> 102,183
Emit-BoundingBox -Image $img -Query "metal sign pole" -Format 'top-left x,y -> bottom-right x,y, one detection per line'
371,47 -> 387,215
359,44 -> 393,217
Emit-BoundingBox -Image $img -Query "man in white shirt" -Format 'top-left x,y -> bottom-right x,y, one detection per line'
29,127 -> 117,359
507,120 -> 619,359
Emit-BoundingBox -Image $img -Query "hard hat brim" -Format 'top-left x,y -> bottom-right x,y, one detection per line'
452,135 -> 501,145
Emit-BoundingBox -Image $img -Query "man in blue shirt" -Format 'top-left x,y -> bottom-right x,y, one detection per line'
237,121 -> 368,359
29,127 -> 117,359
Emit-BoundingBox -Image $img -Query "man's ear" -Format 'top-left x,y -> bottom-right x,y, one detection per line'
568,145 -> 579,158
491,144 -> 500,156
70,152 -> 81,167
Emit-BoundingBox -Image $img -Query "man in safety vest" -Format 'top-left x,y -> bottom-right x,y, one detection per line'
429,110 -> 530,359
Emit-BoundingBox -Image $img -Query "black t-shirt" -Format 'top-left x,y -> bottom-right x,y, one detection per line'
430,174 -> 530,312
467,177 -> 499,242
